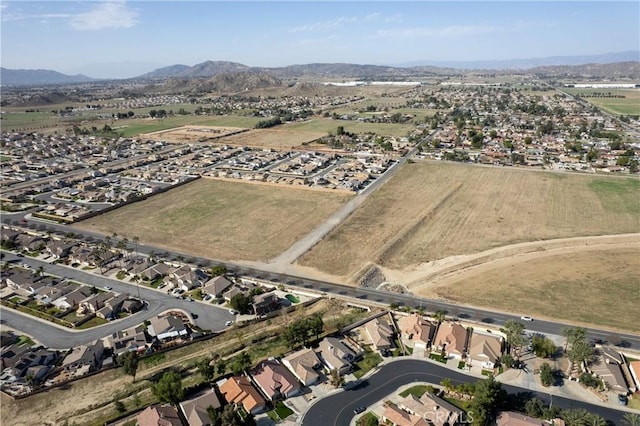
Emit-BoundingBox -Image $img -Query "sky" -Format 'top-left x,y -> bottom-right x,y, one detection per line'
1,1 -> 639,78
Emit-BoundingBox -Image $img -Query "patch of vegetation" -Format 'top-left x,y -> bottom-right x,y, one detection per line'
116,270 -> 127,280
268,401 -> 293,420
429,353 -> 447,363
589,178 -> 640,215
399,384 -> 437,398
76,316 -> 108,329
17,335 -> 35,346
353,351 -> 383,379
142,353 -> 166,367
458,361 -> 467,369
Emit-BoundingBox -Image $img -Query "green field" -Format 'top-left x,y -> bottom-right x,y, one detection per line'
589,178 -> 640,214
117,115 -> 263,137
564,88 -> 640,116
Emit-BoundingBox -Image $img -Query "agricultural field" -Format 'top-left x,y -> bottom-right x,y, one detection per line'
73,178 -> 351,262
424,246 -> 640,332
297,161 -> 640,280
563,88 -> 640,116
117,115 -> 263,138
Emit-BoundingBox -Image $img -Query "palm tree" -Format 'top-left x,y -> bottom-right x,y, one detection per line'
584,414 -> 607,426
623,413 -> 640,426
133,236 -> 139,260
433,309 -> 447,323
561,408 -> 589,426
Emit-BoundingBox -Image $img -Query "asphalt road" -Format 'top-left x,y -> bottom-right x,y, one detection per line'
0,252 -> 235,349
302,359 -> 631,426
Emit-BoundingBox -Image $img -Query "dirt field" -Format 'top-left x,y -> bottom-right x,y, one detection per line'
141,125 -> 247,143
216,126 -> 327,149
419,245 -> 640,332
74,178 -> 351,262
297,161 -> 640,280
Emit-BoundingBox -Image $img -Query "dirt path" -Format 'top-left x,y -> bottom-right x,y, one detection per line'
388,233 -> 639,293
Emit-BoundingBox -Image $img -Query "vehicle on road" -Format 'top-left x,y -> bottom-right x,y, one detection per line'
185,297 -> 193,302
353,406 -> 366,414
190,312 -> 198,319
229,309 -> 238,315
618,394 -> 628,405
225,320 -> 233,327
520,316 -> 534,321
16,253 -> 24,257
103,286 -> 112,291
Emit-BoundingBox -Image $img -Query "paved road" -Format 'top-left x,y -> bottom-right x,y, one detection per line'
0,253 -> 235,349
302,359 -> 632,426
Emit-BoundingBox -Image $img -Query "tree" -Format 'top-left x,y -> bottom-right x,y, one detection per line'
119,351 -> 139,382
566,339 -> 593,368
197,358 -> 215,381
219,404 -> 242,426
114,399 -> 126,413
206,405 -> 218,424
531,335 -> 556,358
623,413 -> 640,426
152,371 -> 184,405
501,320 -> 527,354
210,265 -> 227,276
540,363 -> 554,387
433,309 -> 447,323
501,354 -> 514,369
561,408 -> 590,426
524,398 -> 545,418
230,293 -> 252,314
229,352 -> 251,375
469,375 -> 506,425
584,414 -> 607,426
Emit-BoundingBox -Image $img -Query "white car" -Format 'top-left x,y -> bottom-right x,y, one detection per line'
229,309 -> 238,315
103,286 -> 112,291
520,316 -> 534,322
225,320 -> 233,327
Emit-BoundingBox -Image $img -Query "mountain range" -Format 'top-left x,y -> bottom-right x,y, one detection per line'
1,51 -> 638,86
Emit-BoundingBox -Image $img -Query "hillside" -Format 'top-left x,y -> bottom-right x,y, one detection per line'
0,68 -> 94,86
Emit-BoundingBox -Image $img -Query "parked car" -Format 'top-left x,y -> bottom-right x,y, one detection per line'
225,320 -> 233,327
353,406 -> 366,414
229,309 -> 238,315
103,286 -> 112,291
618,394 -> 628,405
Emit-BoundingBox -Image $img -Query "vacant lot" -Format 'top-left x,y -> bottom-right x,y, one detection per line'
141,125 -> 247,143
298,161 -> 640,280
424,246 -> 640,332
217,126 -> 327,149
118,115 -> 263,138
74,179 -> 350,261
286,117 -> 416,137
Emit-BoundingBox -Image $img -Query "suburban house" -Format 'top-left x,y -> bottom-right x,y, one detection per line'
179,387 -> 222,426
282,347 -> 323,386
136,404 -> 183,426
202,276 -> 233,298
318,337 -> 358,374
147,315 -> 189,343
467,332 -> 504,369
496,411 -> 547,426
589,347 -> 629,393
4,269 -> 40,294
0,346 -> 58,386
44,239 -> 76,259
62,340 -> 104,375
139,263 -> 175,282
381,402 -> 429,426
219,375 -> 267,415
432,322 -> 468,359
250,358 -> 302,400
399,392 -> 465,426
252,292 -> 279,315
629,361 -> 640,390
397,314 -> 435,349
95,293 -> 129,320
165,266 -> 209,291
110,325 -> 149,356
52,287 -> 92,310
363,317 -> 394,351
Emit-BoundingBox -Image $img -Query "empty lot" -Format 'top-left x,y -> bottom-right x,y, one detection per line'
297,161 -> 640,281
74,178 -> 351,262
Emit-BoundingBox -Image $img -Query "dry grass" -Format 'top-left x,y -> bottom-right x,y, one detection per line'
141,125 -> 247,143
297,161 -> 640,279
426,247 -> 640,332
216,126 -> 327,149
74,178 -> 350,262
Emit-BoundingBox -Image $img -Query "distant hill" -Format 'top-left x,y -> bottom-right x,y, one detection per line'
146,71 -> 283,94
398,50 -> 640,70
0,67 -> 94,86
139,61 -> 251,79
529,61 -> 640,79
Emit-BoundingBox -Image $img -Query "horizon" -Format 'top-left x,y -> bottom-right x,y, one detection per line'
1,1 -> 639,79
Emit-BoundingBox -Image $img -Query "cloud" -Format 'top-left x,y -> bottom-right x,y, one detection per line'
375,24 -> 504,39
288,16 -> 357,33
1,1 -> 138,30
70,1 -> 138,31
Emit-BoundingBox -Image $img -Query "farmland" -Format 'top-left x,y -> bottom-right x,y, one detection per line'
563,88 -> 640,116
297,161 -> 640,281
73,178 -> 351,262
217,126 -> 328,149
